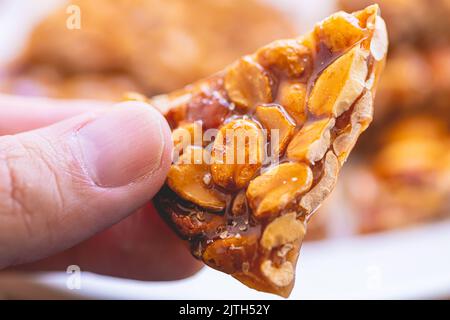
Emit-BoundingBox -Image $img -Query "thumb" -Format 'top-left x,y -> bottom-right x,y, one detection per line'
0,101 -> 172,269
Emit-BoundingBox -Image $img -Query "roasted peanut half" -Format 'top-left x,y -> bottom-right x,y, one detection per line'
260,260 -> 294,287
247,162 -> 313,219
172,121 -> 203,155
287,118 -> 335,164
260,212 -> 306,250
315,11 -> 365,52
300,151 -> 340,215
224,56 -> 273,110
278,81 -> 307,126
309,46 -> 368,117
255,105 -> 295,156
333,90 -> 373,163
211,119 -> 264,190
167,146 -> 226,211
256,39 -> 312,77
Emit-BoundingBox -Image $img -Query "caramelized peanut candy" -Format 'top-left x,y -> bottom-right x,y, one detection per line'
154,5 -> 387,297
287,118 -> 335,164
255,105 -> 295,156
247,163 -> 313,219
211,119 -> 264,190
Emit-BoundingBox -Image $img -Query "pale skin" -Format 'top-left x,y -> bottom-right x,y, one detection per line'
0,94 -> 202,280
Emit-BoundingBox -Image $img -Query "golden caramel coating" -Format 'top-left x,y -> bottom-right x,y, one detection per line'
153,5 -> 387,297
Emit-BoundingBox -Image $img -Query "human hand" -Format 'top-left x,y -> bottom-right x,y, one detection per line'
0,94 -> 202,280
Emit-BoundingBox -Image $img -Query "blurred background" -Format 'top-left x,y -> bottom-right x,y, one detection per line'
0,0 -> 449,299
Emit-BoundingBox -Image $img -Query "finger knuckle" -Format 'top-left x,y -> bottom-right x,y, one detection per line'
0,135 -> 63,239
0,136 -> 33,218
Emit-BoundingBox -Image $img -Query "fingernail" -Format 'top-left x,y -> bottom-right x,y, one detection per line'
76,102 -> 168,187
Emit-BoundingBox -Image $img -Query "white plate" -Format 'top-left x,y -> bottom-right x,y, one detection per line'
0,0 -> 449,300
2,220 -> 450,299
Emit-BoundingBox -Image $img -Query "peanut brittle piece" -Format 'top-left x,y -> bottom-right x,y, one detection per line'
152,5 -> 387,297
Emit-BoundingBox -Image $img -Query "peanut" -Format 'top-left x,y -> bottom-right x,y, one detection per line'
211,119 -> 265,190
287,118 -> 335,164
225,56 -> 273,110
315,11 -> 365,52
255,105 -> 295,156
260,212 -> 306,250
278,81 -> 307,126
167,146 -> 226,211
309,46 -> 368,117
256,39 -> 312,77
247,162 -> 313,219
260,260 -> 294,287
